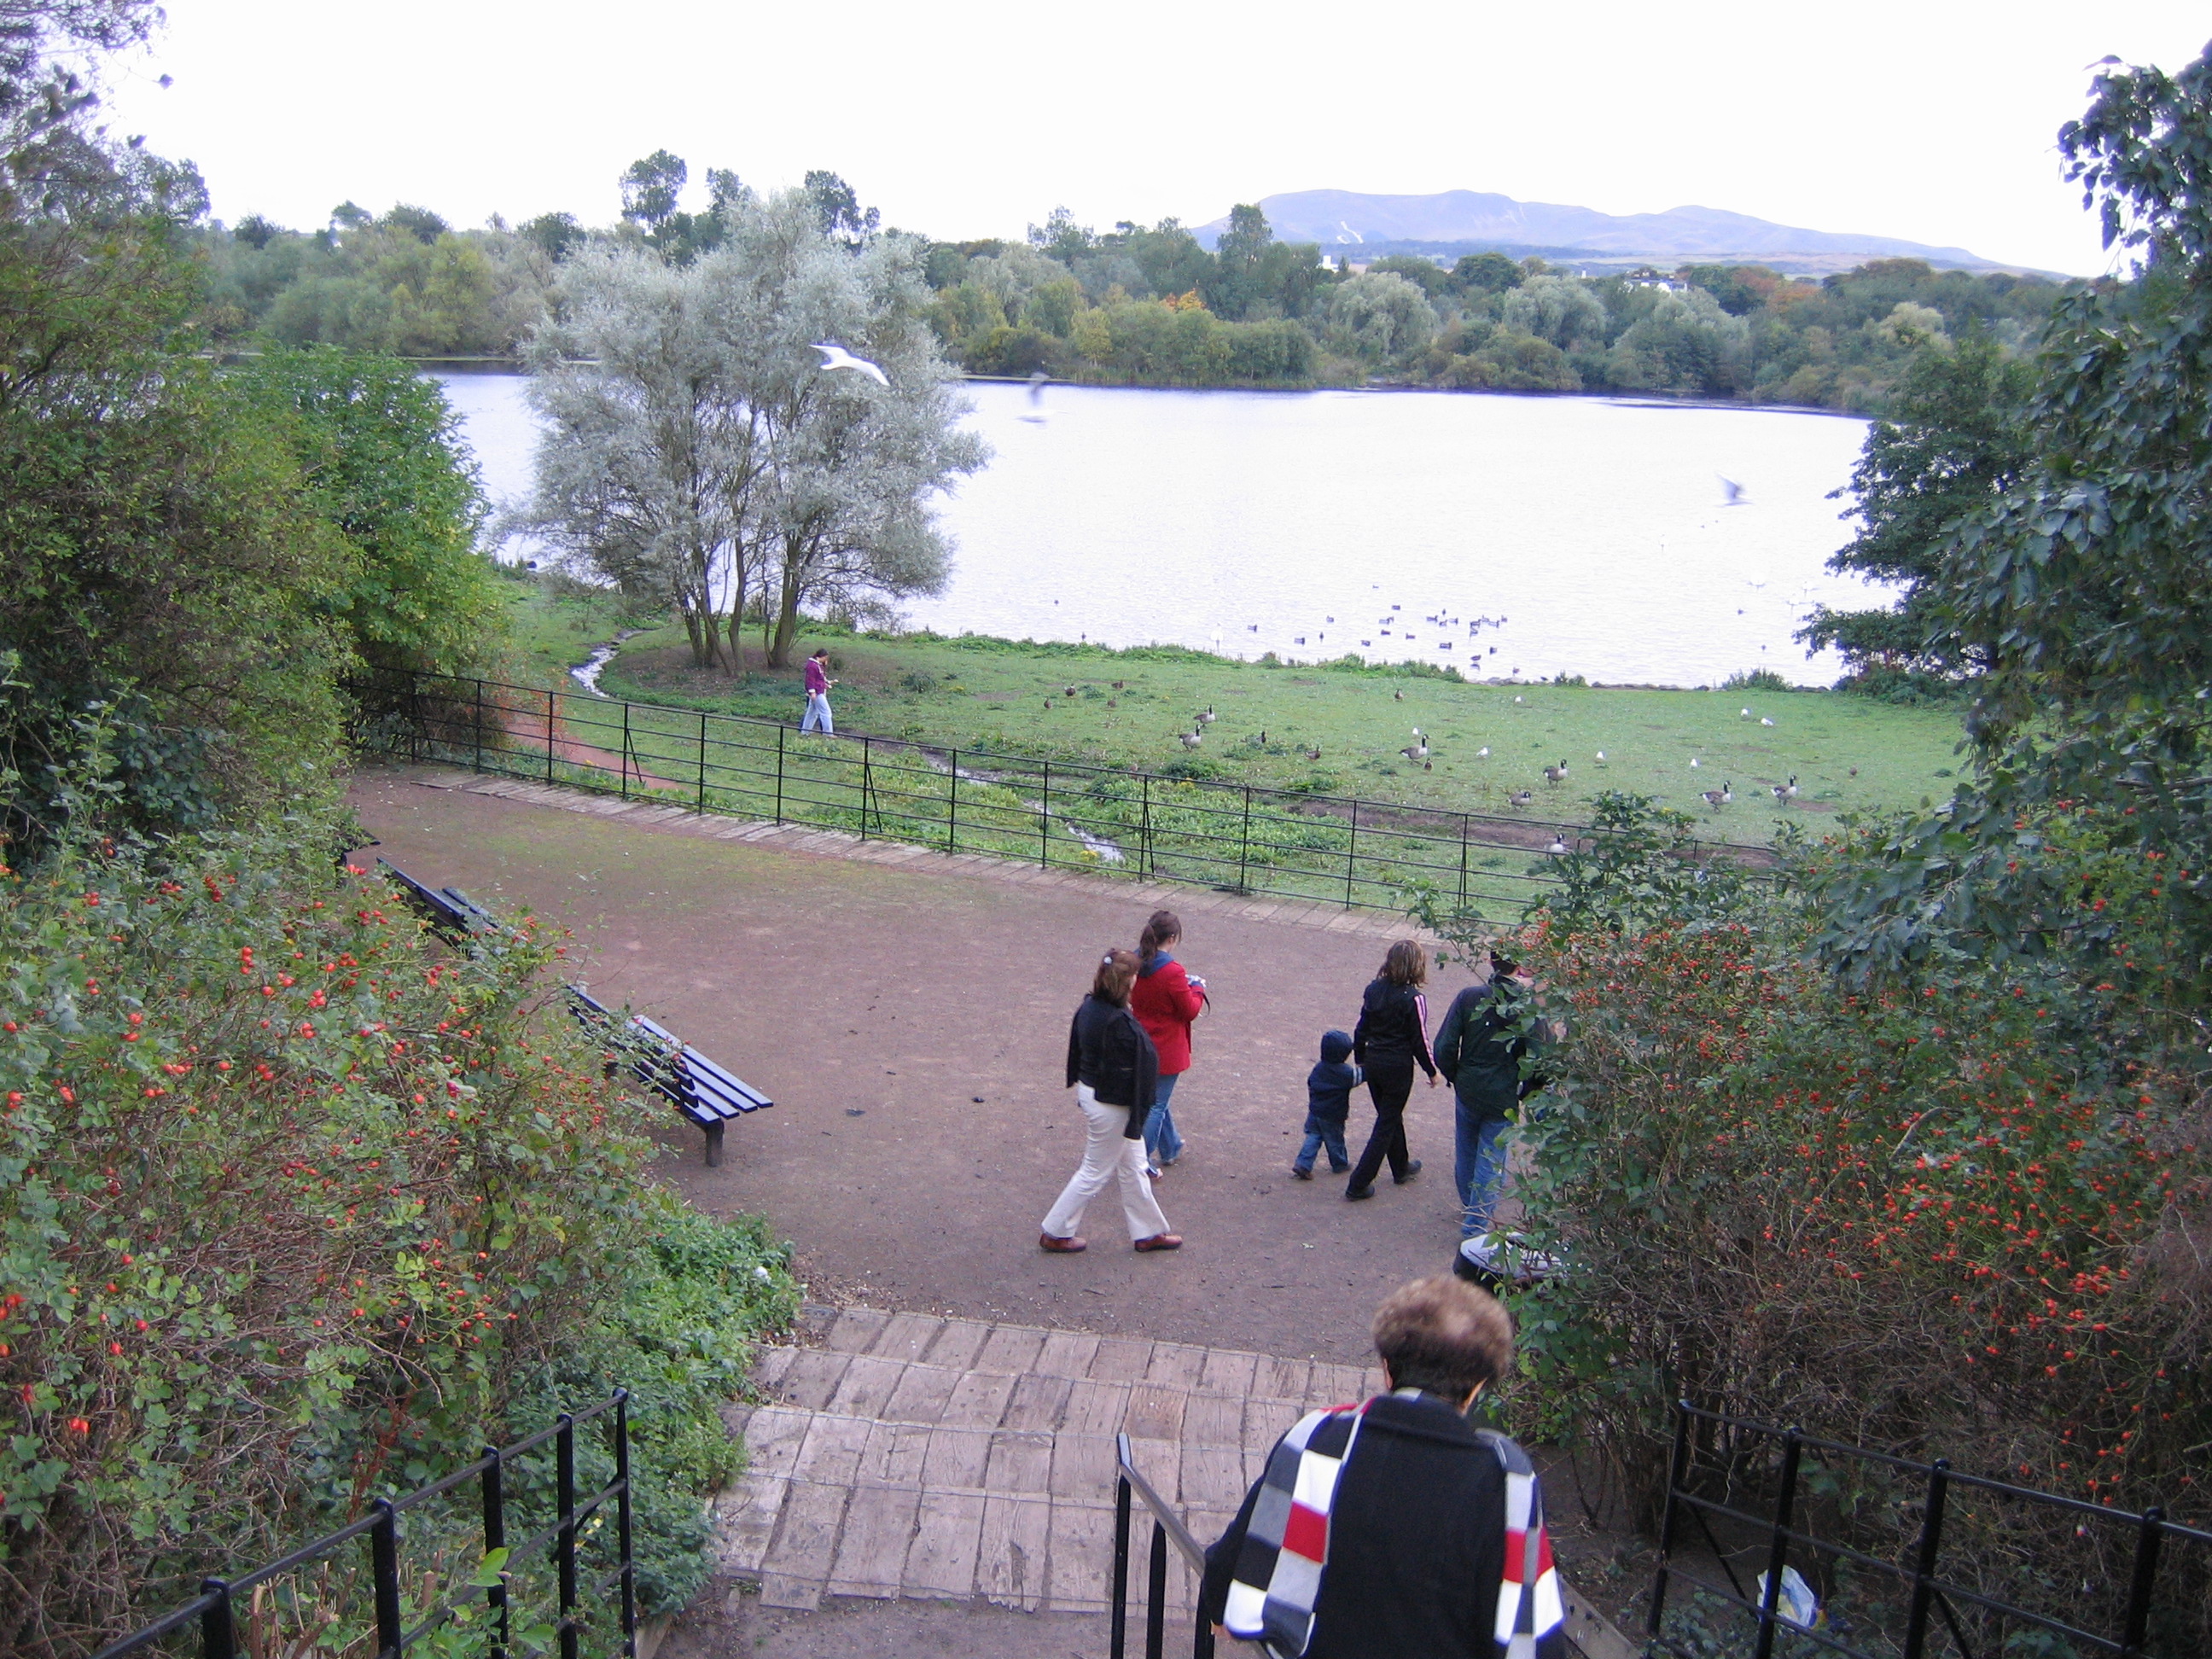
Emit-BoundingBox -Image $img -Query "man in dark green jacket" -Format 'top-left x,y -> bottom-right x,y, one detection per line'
1433,951 -> 1542,1243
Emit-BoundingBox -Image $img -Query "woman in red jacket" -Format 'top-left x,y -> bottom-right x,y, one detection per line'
1130,908 -> 1207,1177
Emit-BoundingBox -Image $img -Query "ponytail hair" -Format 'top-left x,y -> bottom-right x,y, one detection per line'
1093,947 -> 1141,1005
1138,908 -> 1183,963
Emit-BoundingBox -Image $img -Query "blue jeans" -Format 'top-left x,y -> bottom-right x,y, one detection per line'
1143,1070 -> 1185,1167
1456,1103 -> 1511,1238
1294,1113 -> 1349,1173
800,692 -> 834,733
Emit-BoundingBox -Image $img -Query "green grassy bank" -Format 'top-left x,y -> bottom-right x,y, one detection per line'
503,584 -> 1965,842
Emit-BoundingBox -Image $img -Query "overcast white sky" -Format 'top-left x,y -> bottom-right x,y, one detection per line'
99,2 -> 2209,276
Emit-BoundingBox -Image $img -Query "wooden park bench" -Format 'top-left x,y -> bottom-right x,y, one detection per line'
378,858 -> 507,944
564,987 -> 772,1166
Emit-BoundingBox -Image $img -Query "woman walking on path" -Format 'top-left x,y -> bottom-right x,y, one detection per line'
1130,909 -> 1206,1177
1345,940 -> 1438,1201
800,648 -> 836,734
1042,948 -> 1182,1254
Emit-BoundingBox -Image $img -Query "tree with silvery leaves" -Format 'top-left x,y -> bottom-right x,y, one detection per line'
519,187 -> 985,670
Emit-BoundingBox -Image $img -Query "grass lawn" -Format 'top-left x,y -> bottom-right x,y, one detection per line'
493,583 -> 1968,846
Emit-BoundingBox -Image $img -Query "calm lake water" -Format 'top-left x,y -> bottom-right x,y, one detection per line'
434,371 -> 1882,689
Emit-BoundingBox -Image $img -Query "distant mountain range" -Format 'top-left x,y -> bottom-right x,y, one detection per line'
1193,189 -> 2006,273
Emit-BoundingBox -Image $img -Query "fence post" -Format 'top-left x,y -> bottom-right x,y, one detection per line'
1145,1522 -> 1168,1659
947,751 -> 959,854
620,701 -> 632,800
1749,1429 -> 1803,1659
546,688 -> 556,784
1140,773 -> 1153,877
1901,1459 -> 1949,1659
1237,786 -> 1252,893
1345,800 -> 1359,908
2119,1507 -> 2166,1658
698,712 -> 707,812
482,1446 -> 511,1659
1647,1400 -> 1693,1639
372,1498 -> 405,1659
859,736 -> 872,841
775,724 -> 785,825
1458,813 -> 1470,913
199,1580 -> 237,1659
474,679 -> 486,773
1041,762 -> 1051,869
614,1391 -> 638,1659
556,1413 -> 579,1659
1111,1440 -> 1132,1659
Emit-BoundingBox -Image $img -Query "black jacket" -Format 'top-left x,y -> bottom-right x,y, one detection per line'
1066,994 -> 1159,1135
1199,1392 -> 1507,1659
1352,978 -> 1436,1077
1435,981 -> 1537,1116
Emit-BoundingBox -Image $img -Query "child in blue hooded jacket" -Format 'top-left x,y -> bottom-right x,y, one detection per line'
1292,1029 -> 1363,1178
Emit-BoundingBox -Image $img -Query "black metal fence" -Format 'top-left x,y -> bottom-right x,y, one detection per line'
91,1392 -> 636,1659
1650,1399 -> 2211,1659
367,672 -> 1619,921
1112,1432 -> 1216,1659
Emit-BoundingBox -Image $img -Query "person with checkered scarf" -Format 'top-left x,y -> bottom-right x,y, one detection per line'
1197,1277 -> 1566,1658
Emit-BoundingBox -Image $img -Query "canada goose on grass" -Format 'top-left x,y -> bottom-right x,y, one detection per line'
1179,729 -> 1202,749
1509,789 -> 1534,808
1394,690 -> 1405,701
1303,745 -> 1322,761
1784,775 -> 1799,798
1548,835 -> 1569,855
1543,759 -> 1569,785
1771,782 -> 1789,802
1701,782 -> 1733,806
1198,706 -> 1217,724
1402,730 -> 1429,760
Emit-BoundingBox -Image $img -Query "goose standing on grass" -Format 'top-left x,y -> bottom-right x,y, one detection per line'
1179,729 -> 1202,749
1701,781 -> 1733,806
1198,706 -> 1217,725
1542,759 -> 1569,786
1771,782 -> 1790,803
1786,775 -> 1800,798
1548,835 -> 1569,855
1402,729 -> 1429,760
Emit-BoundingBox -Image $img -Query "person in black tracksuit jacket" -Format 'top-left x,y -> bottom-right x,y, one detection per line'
1345,939 -> 1439,1199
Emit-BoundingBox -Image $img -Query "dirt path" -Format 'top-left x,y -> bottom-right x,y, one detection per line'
504,691 -> 688,793
350,765 -> 1498,1364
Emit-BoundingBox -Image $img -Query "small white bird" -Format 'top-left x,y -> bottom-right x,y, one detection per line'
1761,716 -> 1776,727
1594,751 -> 1606,763
812,342 -> 889,386
1719,474 -> 1748,506
1513,696 -> 1525,705
1741,707 -> 1753,719
1691,757 -> 1702,768
1476,746 -> 1490,758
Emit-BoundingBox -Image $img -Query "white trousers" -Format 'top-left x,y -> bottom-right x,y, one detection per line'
1042,1085 -> 1172,1243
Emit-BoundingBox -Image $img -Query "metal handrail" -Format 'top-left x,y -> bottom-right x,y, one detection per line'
1113,1432 -> 1216,1659
90,1393 -> 636,1659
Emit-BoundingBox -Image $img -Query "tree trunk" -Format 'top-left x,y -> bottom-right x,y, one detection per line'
766,559 -> 802,668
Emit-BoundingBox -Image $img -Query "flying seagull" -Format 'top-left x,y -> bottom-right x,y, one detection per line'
812,342 -> 888,386
1719,474 -> 1749,506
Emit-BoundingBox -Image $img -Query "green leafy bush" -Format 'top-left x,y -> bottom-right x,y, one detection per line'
0,806 -> 795,1650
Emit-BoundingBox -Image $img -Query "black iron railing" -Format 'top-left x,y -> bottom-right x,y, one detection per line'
1113,1432 -> 1216,1659
91,1392 -> 636,1659
366,672 -> 1674,921
1650,1399 -> 2210,1659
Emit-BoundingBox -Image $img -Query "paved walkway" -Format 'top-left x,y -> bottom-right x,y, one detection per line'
718,1304 -> 1385,1617
399,765 -> 1435,942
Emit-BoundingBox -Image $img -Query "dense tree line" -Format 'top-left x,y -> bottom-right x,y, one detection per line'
192,154 -> 2065,412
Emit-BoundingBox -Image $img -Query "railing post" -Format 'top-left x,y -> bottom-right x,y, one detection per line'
1041,762 -> 1051,868
481,1446 -> 511,1659
1458,812 -> 1470,913
1749,1429 -> 1803,1659
947,750 -> 959,854
372,1498 -> 404,1659
620,701 -> 632,800
859,736 -> 872,841
698,711 -> 708,811
1901,1458 -> 1949,1659
614,1391 -> 638,1659
556,1412 -> 579,1659
474,678 -> 486,773
1237,786 -> 1251,893
2119,1507 -> 2165,1658
1145,1520 -> 1168,1659
1345,800 -> 1359,908
1648,1400 -> 1692,1639
546,688 -> 556,784
1140,772 -> 1153,877
199,1580 -> 237,1659
775,724 -> 785,824
1111,1436 -> 1132,1659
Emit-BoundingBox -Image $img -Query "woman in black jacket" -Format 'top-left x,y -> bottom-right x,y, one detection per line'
1042,948 -> 1182,1254
1346,939 -> 1439,1200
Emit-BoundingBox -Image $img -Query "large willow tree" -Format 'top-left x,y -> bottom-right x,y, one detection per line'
521,189 -> 987,670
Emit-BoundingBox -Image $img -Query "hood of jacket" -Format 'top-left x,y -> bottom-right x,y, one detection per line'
1138,949 -> 1178,978
1320,1028 -> 1353,1063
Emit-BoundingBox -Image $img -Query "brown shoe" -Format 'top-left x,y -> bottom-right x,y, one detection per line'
1039,1232 -> 1087,1253
1133,1233 -> 1183,1252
